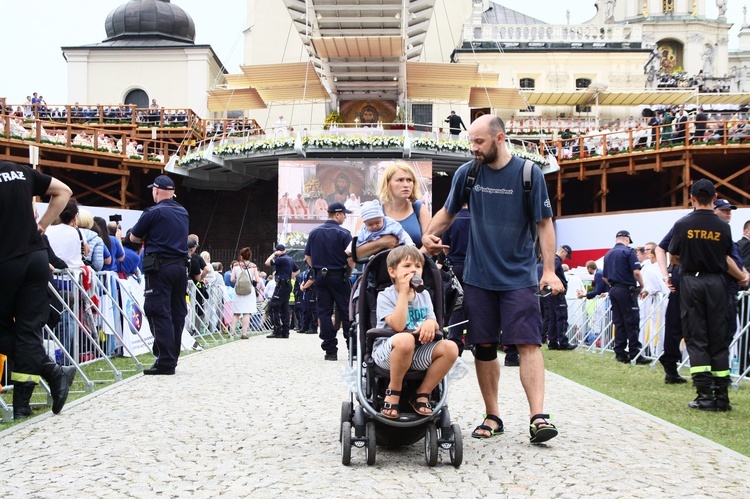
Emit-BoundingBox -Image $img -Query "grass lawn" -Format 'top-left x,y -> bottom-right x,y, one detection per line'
543,349 -> 750,457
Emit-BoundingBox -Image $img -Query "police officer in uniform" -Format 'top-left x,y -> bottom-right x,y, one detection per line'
713,199 -> 743,352
130,175 -> 189,375
603,230 -> 647,364
264,244 -> 299,339
546,245 -> 576,350
0,161 -> 77,418
668,179 -> 748,411
305,202 -> 354,361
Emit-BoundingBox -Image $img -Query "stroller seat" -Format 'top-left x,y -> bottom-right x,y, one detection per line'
339,248 -> 462,467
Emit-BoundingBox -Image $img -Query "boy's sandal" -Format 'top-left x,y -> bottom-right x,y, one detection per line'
471,413 -> 504,439
409,392 -> 433,417
529,413 -> 558,443
381,388 -> 401,419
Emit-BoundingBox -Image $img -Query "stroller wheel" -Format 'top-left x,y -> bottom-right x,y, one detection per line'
449,423 -> 463,468
341,421 -> 352,466
424,423 -> 438,467
340,401 -> 353,441
365,421 -> 376,466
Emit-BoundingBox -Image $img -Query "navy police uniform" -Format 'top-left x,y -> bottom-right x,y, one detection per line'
267,244 -> 299,338
305,203 -> 353,359
668,182 -> 734,410
603,230 -> 642,362
130,176 -> 189,372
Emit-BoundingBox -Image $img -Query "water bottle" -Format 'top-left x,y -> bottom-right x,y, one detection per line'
410,274 -> 425,293
731,357 -> 740,376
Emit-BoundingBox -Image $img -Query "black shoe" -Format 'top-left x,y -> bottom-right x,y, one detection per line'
632,357 -> 651,365
547,343 -> 559,350
558,344 -> 577,351
664,373 -> 687,384
688,396 -> 717,411
306,330 -> 318,334
615,355 -> 630,364
324,353 -> 338,361
266,333 -> 283,339
143,365 -> 176,375
504,356 -> 520,367
48,366 -> 77,414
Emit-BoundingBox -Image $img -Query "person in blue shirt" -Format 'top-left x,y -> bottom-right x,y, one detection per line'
264,244 -> 300,339
602,230 -> 646,364
577,261 -> 608,300
129,175 -> 189,375
305,202 -> 354,361
423,114 -> 563,444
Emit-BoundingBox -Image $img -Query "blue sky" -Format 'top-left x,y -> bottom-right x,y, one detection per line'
0,0 -> 740,105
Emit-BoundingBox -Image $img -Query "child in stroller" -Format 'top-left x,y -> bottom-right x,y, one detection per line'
373,246 -> 458,419
341,245 -> 462,467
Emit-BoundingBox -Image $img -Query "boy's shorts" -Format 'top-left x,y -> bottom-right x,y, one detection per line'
463,284 -> 542,346
371,335 -> 437,371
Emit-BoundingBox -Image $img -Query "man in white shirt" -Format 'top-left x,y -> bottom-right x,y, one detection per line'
273,115 -> 289,138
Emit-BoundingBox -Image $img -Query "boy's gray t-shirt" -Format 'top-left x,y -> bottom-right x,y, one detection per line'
375,285 -> 435,331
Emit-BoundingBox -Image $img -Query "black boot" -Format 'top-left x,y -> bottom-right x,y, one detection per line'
713,377 -> 732,412
662,363 -> 687,384
41,362 -> 77,414
12,381 -> 36,419
688,384 -> 717,411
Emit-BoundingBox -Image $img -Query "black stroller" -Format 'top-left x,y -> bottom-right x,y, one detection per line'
340,248 -> 462,467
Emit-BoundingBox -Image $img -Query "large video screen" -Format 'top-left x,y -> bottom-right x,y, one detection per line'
277,160 -> 432,249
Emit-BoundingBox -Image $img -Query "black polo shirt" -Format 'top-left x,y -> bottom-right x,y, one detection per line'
603,242 -> 640,286
668,209 -> 732,274
271,254 -> 299,280
305,219 -> 352,270
0,162 -> 51,262
130,199 -> 189,259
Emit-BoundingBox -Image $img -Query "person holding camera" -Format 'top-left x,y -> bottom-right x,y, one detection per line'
129,175 -> 189,375
264,244 -> 299,339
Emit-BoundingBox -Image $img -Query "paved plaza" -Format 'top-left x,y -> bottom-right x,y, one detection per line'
2,332 -> 750,498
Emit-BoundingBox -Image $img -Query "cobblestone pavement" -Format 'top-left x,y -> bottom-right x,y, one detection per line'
2,333 -> 750,498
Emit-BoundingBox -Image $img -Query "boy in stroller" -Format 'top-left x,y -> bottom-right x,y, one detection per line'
372,245 -> 458,419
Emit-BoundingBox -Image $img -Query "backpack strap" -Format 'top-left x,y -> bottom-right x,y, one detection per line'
521,159 -> 540,257
462,159 -> 481,203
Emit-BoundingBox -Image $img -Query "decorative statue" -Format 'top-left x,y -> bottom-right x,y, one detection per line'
603,0 -> 616,19
716,0 -> 728,18
643,3 -> 648,17
702,43 -> 715,76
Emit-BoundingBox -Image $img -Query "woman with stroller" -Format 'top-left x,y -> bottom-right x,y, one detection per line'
372,246 -> 458,419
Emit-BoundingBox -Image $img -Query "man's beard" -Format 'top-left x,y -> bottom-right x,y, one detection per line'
477,142 -> 498,165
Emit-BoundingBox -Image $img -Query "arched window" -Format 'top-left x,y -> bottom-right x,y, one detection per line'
576,78 -> 592,89
519,78 -> 535,90
124,89 -> 149,109
662,0 -> 674,14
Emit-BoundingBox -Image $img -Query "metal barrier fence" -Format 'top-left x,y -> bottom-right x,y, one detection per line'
570,290 -> 749,387
0,268 -> 270,422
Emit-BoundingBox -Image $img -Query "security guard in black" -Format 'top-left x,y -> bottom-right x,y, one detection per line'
265,244 -> 299,338
667,178 -> 735,410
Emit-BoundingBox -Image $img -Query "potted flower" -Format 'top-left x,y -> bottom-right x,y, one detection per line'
324,111 -> 343,130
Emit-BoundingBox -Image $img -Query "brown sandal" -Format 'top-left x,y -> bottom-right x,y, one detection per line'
409,392 -> 433,417
381,388 -> 401,419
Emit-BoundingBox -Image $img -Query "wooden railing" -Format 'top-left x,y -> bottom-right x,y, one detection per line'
545,119 -> 750,164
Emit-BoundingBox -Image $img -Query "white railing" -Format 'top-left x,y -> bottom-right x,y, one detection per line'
462,23 -> 643,44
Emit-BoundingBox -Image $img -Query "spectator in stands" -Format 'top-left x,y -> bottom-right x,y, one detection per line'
77,209 -> 111,272
693,107 -> 708,144
103,221 -> 125,272
45,199 -> 86,269
120,230 -> 142,280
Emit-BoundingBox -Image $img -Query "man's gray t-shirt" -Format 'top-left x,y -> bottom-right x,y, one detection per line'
443,156 -> 553,291
375,285 -> 435,330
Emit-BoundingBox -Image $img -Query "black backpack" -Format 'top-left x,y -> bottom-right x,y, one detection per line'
462,157 -> 538,252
